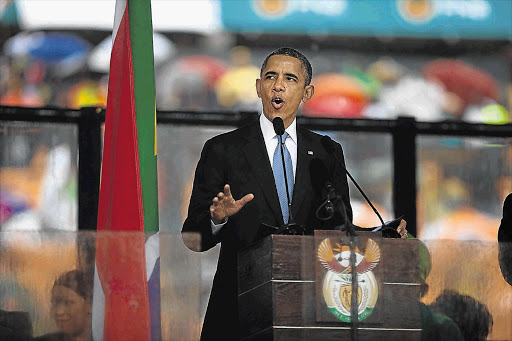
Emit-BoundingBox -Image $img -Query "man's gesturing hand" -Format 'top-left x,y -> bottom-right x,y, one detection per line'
210,184 -> 254,224
397,219 -> 408,239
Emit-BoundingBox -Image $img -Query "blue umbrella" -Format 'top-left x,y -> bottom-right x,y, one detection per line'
28,32 -> 91,64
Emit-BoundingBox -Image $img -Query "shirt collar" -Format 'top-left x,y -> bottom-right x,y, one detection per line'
259,114 -> 297,144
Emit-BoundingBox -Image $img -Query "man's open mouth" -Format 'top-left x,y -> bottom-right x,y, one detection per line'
272,97 -> 284,109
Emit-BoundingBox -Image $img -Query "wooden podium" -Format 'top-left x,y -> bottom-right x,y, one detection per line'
238,231 -> 423,341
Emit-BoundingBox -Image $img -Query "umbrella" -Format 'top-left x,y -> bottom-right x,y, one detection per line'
302,93 -> 367,118
422,59 -> 499,112
4,31 -> 91,77
87,32 -> 176,73
214,64 -> 260,108
173,55 -> 228,88
302,73 -> 369,118
28,32 -> 90,64
156,55 -> 228,109
4,31 -> 90,63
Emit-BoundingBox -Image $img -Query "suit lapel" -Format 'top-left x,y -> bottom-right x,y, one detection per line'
291,127 -> 310,220
242,121 -> 283,225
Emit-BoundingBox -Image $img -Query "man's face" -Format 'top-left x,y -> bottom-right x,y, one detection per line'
256,55 -> 314,128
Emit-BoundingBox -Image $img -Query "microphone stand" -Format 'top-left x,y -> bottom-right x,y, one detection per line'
317,184 -> 359,340
335,198 -> 359,341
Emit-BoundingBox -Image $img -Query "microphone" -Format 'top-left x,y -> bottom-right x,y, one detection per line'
272,117 -> 303,235
272,116 -> 285,136
320,135 -> 402,238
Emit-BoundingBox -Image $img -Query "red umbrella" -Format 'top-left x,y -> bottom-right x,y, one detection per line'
422,59 -> 499,111
302,93 -> 366,118
302,73 -> 369,118
174,55 -> 228,88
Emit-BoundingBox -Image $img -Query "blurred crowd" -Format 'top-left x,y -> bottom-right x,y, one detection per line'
1,25 -> 511,235
0,26 -> 510,124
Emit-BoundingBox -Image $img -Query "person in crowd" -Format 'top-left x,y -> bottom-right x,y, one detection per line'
429,290 -> 493,341
182,47 -> 407,341
215,45 -> 260,110
498,193 -> 512,285
34,270 -> 92,341
416,242 -> 464,341
0,309 -> 32,341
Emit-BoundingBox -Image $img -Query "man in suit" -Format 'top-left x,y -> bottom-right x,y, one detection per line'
182,47 -> 406,340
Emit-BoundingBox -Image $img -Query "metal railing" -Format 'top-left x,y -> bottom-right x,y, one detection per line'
2,105 -> 512,236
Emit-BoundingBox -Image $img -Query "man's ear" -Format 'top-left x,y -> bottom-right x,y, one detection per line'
302,84 -> 314,103
255,79 -> 262,98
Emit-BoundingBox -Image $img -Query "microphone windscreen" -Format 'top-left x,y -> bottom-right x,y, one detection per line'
320,135 -> 337,153
272,117 -> 285,136
309,158 -> 330,194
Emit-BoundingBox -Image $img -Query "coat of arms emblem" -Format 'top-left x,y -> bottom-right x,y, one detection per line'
317,237 -> 381,322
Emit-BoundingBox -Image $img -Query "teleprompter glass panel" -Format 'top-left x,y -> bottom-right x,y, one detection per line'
417,136 -> 512,241
0,121 -> 78,231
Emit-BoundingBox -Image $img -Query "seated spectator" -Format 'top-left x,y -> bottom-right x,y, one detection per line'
417,241 -> 464,341
429,290 -> 493,341
0,309 -> 32,341
35,270 -> 92,341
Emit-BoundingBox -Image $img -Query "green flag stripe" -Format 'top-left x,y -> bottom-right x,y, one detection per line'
129,0 -> 159,233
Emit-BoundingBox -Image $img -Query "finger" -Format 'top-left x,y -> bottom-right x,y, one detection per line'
217,192 -> 225,200
397,220 -> 407,232
237,193 -> 254,207
224,184 -> 231,197
210,205 -> 224,223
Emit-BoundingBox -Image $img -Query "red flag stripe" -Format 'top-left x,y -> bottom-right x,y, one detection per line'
95,0 -> 151,339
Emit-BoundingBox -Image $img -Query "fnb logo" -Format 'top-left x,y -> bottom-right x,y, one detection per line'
397,0 -> 435,23
252,0 -> 347,19
253,0 -> 289,19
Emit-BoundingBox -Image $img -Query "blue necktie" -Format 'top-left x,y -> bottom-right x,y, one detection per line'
273,132 -> 294,224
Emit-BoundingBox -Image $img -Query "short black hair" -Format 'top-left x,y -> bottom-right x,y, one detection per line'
53,270 -> 93,302
260,47 -> 313,86
430,290 -> 493,341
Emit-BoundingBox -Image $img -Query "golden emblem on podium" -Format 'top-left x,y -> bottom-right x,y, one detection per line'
317,238 -> 381,322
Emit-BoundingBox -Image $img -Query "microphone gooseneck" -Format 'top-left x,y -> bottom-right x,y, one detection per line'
310,158 -> 337,221
320,136 -> 385,226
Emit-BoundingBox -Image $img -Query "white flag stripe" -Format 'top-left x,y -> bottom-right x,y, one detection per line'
112,0 -> 126,41
92,265 -> 105,341
145,232 -> 160,281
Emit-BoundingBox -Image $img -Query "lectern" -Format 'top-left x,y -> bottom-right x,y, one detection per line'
238,231 -> 423,341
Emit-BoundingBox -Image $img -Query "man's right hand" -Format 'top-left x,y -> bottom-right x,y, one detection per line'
210,184 -> 254,224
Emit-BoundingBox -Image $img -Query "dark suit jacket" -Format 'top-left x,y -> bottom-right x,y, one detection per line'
498,193 -> 512,286
182,118 -> 352,340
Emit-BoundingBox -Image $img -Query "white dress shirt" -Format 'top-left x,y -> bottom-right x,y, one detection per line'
259,113 -> 297,179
